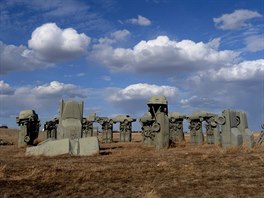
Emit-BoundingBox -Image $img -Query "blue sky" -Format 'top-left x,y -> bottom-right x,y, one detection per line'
0,0 -> 263,131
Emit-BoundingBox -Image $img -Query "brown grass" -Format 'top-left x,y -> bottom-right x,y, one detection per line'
1,129 -> 264,197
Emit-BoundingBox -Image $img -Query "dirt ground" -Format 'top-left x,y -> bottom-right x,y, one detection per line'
0,128 -> 264,198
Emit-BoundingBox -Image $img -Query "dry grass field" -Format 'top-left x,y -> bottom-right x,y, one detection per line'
0,128 -> 264,198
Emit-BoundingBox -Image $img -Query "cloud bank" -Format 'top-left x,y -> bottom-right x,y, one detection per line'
0,23 -> 90,74
244,35 -> 264,52
91,36 -> 239,73
0,41 -> 50,74
0,80 -> 88,122
190,59 -> 264,82
28,23 -> 90,62
108,83 -> 178,102
106,83 -> 178,113
213,9 -> 262,30
0,80 -> 14,95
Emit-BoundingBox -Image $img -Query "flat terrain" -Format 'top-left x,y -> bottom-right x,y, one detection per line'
0,128 -> 264,198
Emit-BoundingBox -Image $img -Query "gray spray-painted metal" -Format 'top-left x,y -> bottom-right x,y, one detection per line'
25,99 -> 100,157
16,110 -> 40,147
44,118 -> 58,140
187,112 -> 204,144
57,100 -> 83,140
237,111 -> 255,148
78,137 -> 99,156
26,138 -> 70,156
26,137 -> 99,156
82,113 -> 96,137
93,126 -> 98,136
139,112 -> 155,146
147,95 -> 170,149
199,112 -> 221,145
204,118 -> 220,145
220,109 -> 243,148
87,113 -> 96,122
256,124 -> 264,145
18,125 -> 27,147
82,118 -> 92,137
112,115 -> 136,142
96,116 -> 113,143
168,112 -> 185,144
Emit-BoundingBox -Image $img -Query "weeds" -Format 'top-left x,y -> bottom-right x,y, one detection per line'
1,129 -> 264,197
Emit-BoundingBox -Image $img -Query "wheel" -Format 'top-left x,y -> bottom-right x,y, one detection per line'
152,123 -> 160,132
24,135 -> 30,143
216,116 -> 226,125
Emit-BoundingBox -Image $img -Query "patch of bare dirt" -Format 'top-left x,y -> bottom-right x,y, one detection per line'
0,129 -> 264,197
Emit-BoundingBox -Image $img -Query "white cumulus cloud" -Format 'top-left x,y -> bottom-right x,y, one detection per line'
28,23 -> 90,62
180,95 -> 220,109
0,80 -> 14,95
31,81 -> 86,98
0,23 -> 90,74
126,15 -> 151,26
91,36 -> 239,73
110,29 -> 130,41
108,83 -> 178,102
187,59 -> 264,88
0,80 -> 89,125
105,83 -> 178,114
0,41 -> 51,74
96,29 -> 130,46
184,59 -> 264,130
244,35 -> 264,52
208,59 -> 264,81
213,9 -> 262,30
